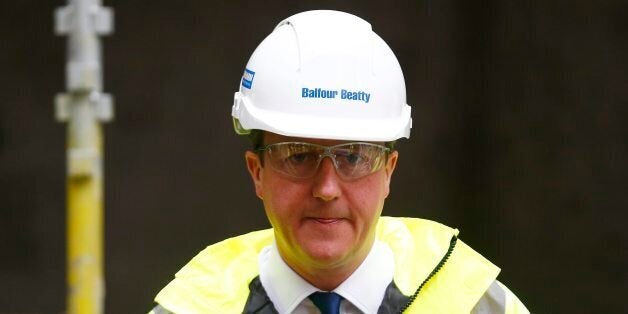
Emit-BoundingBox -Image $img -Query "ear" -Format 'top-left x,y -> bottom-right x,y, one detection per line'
383,150 -> 398,198
245,151 -> 264,199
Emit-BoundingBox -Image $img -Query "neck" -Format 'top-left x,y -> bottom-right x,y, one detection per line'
293,262 -> 359,291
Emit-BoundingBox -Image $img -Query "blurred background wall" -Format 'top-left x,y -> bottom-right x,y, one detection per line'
1,0 -> 627,313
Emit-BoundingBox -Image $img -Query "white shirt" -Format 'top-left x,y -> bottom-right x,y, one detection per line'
258,241 -> 395,314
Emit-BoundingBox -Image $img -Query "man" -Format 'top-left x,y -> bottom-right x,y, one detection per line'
151,10 -> 529,313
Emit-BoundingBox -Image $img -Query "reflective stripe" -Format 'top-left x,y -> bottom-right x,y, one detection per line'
470,280 -> 530,314
498,281 -> 530,314
472,280 -> 507,314
148,304 -> 173,314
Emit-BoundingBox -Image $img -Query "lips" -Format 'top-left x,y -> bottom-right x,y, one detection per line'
310,218 -> 342,224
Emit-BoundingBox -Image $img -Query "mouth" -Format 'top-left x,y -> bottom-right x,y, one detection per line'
309,218 -> 342,224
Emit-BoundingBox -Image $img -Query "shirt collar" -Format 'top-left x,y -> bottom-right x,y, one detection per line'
259,241 -> 395,313
259,244 -> 318,313
334,241 -> 395,313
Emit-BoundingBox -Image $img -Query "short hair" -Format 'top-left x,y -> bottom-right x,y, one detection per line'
247,129 -> 265,151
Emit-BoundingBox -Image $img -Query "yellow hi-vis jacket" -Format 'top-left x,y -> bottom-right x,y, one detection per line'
153,217 -> 529,313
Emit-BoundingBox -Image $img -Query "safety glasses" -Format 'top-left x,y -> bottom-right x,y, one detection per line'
257,142 -> 390,180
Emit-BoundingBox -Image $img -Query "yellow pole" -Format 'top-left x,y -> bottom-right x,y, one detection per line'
55,1 -> 114,313
66,94 -> 105,314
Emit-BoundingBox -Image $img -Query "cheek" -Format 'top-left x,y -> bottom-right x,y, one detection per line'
349,173 -> 388,204
261,175 -> 311,220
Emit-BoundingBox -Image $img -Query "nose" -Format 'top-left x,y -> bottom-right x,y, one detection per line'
312,157 -> 342,201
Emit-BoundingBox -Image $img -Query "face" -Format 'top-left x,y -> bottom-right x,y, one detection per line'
245,133 -> 398,279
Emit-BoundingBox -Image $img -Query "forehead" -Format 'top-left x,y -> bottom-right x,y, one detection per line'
263,132 -> 384,146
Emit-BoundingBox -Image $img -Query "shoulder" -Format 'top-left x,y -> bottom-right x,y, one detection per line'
379,217 -> 528,313
152,229 -> 275,313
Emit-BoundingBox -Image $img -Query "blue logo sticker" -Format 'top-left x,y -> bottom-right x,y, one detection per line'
241,68 -> 255,89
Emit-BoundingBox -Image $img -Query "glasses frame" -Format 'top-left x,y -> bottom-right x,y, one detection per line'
256,141 -> 391,180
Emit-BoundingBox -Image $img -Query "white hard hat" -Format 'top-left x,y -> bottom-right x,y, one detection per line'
232,10 -> 412,141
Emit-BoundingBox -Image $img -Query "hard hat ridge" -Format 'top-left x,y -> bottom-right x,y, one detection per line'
273,10 -> 374,74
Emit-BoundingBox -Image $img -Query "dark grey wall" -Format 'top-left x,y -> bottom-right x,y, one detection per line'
1,0 -> 627,313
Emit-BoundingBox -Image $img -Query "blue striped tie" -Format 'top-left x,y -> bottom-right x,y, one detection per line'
309,292 -> 342,314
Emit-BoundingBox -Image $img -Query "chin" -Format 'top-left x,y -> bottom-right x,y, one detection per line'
301,242 -> 354,267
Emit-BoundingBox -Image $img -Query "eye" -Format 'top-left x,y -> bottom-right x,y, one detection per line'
345,152 -> 363,164
335,149 -> 367,165
287,152 -> 313,163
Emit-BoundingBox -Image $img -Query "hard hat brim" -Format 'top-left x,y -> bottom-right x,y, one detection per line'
233,93 -> 411,142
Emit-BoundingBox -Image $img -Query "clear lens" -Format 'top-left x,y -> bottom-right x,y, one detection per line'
332,143 -> 386,178
268,143 -> 322,178
261,142 -> 389,179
